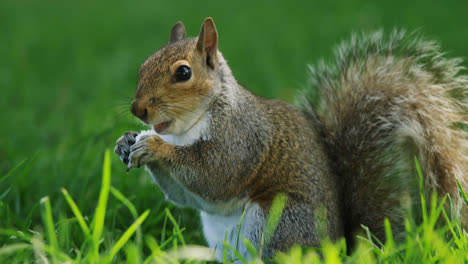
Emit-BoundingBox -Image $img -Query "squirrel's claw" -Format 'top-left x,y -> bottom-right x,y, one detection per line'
114,131 -> 139,170
128,136 -> 158,170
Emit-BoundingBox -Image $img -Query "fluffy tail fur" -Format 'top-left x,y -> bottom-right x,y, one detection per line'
299,30 -> 468,244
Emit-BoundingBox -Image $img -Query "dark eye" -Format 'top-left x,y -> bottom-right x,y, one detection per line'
174,65 -> 192,82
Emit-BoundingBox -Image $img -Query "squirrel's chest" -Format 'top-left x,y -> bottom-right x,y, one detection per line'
159,112 -> 211,146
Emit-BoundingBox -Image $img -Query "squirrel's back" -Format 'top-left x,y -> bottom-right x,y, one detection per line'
300,30 -> 468,243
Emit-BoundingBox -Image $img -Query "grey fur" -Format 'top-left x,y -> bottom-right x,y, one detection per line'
299,29 -> 468,243
115,28 -> 468,260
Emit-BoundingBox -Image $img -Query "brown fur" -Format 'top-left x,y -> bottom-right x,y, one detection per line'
115,20 -> 468,260
304,33 -> 468,242
132,39 -> 213,128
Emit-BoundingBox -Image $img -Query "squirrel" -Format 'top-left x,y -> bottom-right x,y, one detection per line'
114,18 -> 468,261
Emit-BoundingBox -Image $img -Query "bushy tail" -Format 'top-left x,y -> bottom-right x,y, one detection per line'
298,30 -> 468,243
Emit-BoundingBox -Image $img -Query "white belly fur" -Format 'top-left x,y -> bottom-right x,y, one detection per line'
201,202 -> 264,262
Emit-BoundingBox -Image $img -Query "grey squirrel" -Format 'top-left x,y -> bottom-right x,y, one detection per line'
114,18 -> 468,261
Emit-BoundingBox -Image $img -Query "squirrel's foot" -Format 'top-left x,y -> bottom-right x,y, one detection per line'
128,134 -> 175,170
114,132 -> 139,167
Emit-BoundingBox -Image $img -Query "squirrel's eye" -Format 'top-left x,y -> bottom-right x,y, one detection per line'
174,65 -> 192,82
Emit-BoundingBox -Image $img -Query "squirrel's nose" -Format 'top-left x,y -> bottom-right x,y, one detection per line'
130,100 -> 148,122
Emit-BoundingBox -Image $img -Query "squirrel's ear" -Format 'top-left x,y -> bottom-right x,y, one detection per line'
196,17 -> 218,69
169,21 -> 186,43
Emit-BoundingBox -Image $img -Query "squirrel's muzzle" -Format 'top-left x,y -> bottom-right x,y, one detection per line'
130,99 -> 148,123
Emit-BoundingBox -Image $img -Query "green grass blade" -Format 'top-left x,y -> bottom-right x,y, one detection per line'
104,209 -> 150,263
110,187 -> 142,246
92,149 -> 112,253
41,244 -> 73,262
0,158 -> 27,185
222,230 -> 229,263
222,242 -> 247,263
143,235 -> 162,264
441,209 -> 462,248
0,187 -> 11,200
61,188 -> 91,238
359,224 -> 384,249
23,202 -> 39,231
159,234 -> 177,250
414,157 -> 427,223
456,179 -> 468,207
383,218 -> 394,250
161,213 -> 168,244
322,240 -> 342,264
172,235 -> 178,251
164,208 -> 186,246
124,242 -> 141,264
109,187 -> 138,218
143,235 -> 174,264
263,192 -> 288,246
40,196 -> 59,263
0,228 -> 32,242
429,194 -> 447,228
235,207 -> 247,252
243,238 -> 259,261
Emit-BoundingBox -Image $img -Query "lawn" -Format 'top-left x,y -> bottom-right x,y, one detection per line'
1,0 -> 468,263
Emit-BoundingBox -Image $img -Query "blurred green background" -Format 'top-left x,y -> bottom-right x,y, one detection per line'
1,0 -> 467,248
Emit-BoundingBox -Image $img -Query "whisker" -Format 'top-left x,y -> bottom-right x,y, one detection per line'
160,109 -> 193,123
162,105 -> 200,118
114,91 -> 134,100
160,104 -> 194,113
163,112 -> 190,123
111,110 -> 133,122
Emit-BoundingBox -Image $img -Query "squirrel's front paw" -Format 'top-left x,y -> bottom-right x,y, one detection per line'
114,132 -> 139,166
128,134 -> 175,171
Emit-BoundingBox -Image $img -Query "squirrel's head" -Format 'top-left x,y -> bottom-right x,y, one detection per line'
131,18 -> 220,135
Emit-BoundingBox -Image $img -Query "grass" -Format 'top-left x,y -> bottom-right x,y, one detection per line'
1,151 -> 467,263
0,150 -> 208,263
1,0 -> 468,263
